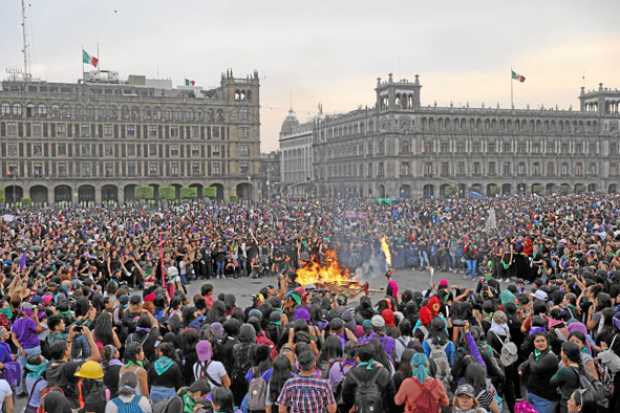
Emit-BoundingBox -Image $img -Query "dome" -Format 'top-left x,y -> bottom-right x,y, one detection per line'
280,109 -> 300,136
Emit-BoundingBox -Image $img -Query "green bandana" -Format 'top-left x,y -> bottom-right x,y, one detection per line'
154,356 -> 175,376
182,392 -> 196,413
358,359 -> 375,370
125,360 -> 144,368
26,361 -> 48,379
0,308 -> 13,320
534,349 -> 543,361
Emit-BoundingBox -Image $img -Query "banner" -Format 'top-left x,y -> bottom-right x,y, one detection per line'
136,186 -> 154,200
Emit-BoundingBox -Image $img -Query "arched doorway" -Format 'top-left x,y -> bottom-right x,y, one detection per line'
560,183 -> 571,194
470,183 -> 482,194
587,183 -> 597,193
190,183 -> 203,198
78,185 -> 96,204
531,183 -> 543,195
236,183 -> 253,201
517,183 -> 528,194
609,184 -> 617,194
30,185 -> 48,205
377,184 -> 386,198
546,183 -> 557,194
486,183 -> 498,197
4,185 -> 23,203
399,184 -> 411,199
208,183 -> 224,200
422,184 -> 434,199
124,184 -> 136,203
440,184 -> 453,198
575,183 -> 585,194
54,185 -> 72,204
458,183 -> 467,197
172,184 -> 182,200
501,183 -> 511,195
101,185 -> 118,203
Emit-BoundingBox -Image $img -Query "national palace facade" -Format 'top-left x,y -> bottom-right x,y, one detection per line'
0,69 -> 261,204
285,73 -> 620,198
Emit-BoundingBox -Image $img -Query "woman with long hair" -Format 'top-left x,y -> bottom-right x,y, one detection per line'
211,387 -> 239,413
317,335 -> 342,377
119,343 -> 149,396
463,363 -> 500,413
265,355 -> 294,413
94,312 -> 122,350
101,345 -> 122,398
394,352 -> 449,413
148,342 -> 184,403
517,333 -> 559,413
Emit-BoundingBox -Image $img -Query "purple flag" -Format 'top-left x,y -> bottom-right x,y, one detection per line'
18,253 -> 26,271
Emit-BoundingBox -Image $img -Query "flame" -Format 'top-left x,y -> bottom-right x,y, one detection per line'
296,250 -> 354,286
381,236 -> 392,268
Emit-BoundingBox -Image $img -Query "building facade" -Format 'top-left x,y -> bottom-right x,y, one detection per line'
259,150 -> 281,199
0,68 -> 261,204
279,110 -> 315,196
313,74 -> 620,198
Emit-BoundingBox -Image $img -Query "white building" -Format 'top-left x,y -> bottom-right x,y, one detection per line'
279,109 -> 315,196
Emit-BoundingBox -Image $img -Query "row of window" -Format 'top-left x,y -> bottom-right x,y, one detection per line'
317,160 -> 602,179
0,122 -> 251,140
0,141 -> 251,159
421,161 -> 599,178
2,159 -> 252,178
0,102 -> 251,124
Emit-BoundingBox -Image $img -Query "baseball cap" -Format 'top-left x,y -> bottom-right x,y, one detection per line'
531,289 -> 548,302
438,278 -> 449,288
195,340 -> 212,363
371,314 -> 385,328
455,384 -> 476,398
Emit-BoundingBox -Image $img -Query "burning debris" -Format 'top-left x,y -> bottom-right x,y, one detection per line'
295,250 -> 368,298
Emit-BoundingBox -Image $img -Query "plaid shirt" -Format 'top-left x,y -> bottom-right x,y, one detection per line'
276,374 -> 336,413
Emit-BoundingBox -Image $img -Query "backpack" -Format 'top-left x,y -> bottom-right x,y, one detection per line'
231,343 -> 253,381
350,367 -> 383,413
492,332 -> 518,367
597,334 -> 620,374
195,362 -> 221,388
427,340 -> 452,389
411,379 -> 436,412
37,386 -> 65,413
152,396 -> 183,413
247,368 -> 268,411
571,367 -> 610,409
111,395 -> 143,413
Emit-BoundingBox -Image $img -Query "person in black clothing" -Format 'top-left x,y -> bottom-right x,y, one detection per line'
517,333 -> 560,413
148,342 -> 184,404
549,342 -> 581,413
341,344 -> 395,413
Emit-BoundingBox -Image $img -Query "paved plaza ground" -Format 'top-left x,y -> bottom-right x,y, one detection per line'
185,267 -> 478,307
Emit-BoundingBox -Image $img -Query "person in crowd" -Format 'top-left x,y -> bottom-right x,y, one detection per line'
119,343 -> 149,397
148,343 -> 183,404
105,372 -> 152,413
394,352 -> 449,413
276,351 -> 336,413
518,333 -> 560,413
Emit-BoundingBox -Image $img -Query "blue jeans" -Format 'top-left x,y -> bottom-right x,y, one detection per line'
528,392 -> 558,413
216,261 -> 225,276
419,251 -> 429,268
150,385 -> 177,404
466,259 -> 477,278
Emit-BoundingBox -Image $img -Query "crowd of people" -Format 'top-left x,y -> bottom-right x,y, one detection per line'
0,193 -> 619,413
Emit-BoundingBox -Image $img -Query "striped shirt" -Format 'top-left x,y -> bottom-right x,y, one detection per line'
276,374 -> 336,413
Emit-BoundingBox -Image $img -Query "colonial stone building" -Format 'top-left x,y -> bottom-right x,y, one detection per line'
0,68 -> 261,204
311,73 -> 620,198
279,109 -> 314,196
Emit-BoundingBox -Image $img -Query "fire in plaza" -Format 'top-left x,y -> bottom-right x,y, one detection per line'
295,237 -> 392,297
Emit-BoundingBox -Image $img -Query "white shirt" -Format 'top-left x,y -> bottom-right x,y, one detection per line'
0,379 -> 12,412
193,360 -> 228,387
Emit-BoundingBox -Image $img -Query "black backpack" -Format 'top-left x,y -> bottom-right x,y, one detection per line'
231,343 -> 254,380
350,367 -> 383,413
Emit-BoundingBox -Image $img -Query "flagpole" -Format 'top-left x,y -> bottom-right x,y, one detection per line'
97,42 -> 100,71
510,67 -> 514,109
81,45 -> 85,82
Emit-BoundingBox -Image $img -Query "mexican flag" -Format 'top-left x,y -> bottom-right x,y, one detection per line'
511,70 -> 526,82
184,79 -> 196,87
82,50 -> 99,67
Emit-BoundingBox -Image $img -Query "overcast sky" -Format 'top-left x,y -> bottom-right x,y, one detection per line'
1,0 -> 618,151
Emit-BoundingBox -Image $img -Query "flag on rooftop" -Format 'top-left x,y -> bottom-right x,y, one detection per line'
184,79 -> 196,87
82,50 -> 99,68
511,70 -> 526,82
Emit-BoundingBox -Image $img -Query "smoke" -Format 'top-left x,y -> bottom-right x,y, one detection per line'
354,253 -> 387,282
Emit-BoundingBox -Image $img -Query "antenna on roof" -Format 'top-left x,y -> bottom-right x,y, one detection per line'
20,0 -> 32,80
